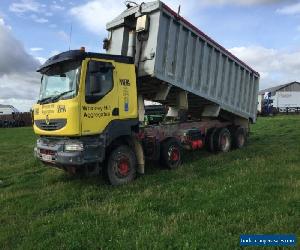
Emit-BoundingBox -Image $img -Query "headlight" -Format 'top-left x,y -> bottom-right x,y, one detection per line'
64,142 -> 83,152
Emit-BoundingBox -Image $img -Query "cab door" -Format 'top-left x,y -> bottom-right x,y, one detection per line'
81,59 -> 119,135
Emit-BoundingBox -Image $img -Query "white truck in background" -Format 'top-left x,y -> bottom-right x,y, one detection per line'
273,92 -> 300,112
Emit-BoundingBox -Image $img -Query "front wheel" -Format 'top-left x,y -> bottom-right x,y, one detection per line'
106,145 -> 137,186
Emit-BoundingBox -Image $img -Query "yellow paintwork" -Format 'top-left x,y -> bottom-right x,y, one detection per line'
80,58 -> 138,135
33,97 -> 81,136
33,57 -> 138,137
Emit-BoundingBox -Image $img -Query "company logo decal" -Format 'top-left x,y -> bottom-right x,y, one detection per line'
57,105 -> 66,113
120,79 -> 130,86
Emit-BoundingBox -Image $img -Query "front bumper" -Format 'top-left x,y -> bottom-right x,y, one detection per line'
34,136 -> 105,167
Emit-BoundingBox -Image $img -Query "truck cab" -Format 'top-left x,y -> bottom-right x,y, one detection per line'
33,50 -> 143,185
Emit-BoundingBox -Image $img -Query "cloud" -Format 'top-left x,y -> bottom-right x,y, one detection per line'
35,57 -> 47,64
69,0 -> 288,36
45,12 -> 53,17
277,2 -> 300,15
0,73 -> 40,100
57,30 -> 69,42
70,0 -> 124,34
201,0 -> 287,6
69,0 -> 197,35
9,0 -> 42,13
49,23 -> 57,28
229,46 -> 300,89
52,50 -> 60,55
0,18 -> 40,111
0,16 -> 12,30
0,21 -> 40,75
51,4 -> 65,11
0,98 -> 37,112
10,1 -> 52,26
30,14 -> 49,23
30,47 -> 43,52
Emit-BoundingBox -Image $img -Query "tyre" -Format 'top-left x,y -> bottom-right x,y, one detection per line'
213,128 -> 232,153
205,127 -> 218,152
232,127 -> 247,149
160,138 -> 182,169
106,145 -> 137,186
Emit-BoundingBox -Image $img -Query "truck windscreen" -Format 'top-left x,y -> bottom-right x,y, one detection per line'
38,61 -> 81,103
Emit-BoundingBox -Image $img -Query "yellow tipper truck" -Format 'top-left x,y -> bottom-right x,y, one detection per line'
33,1 -> 259,185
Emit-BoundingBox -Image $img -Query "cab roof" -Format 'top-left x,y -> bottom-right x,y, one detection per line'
37,50 -> 134,72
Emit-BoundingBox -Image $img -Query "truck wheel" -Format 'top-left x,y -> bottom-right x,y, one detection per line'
161,138 -> 182,169
206,128 -> 218,152
213,128 -> 231,153
232,127 -> 247,149
106,145 -> 137,186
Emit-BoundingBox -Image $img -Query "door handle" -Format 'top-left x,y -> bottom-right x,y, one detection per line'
112,108 -> 119,116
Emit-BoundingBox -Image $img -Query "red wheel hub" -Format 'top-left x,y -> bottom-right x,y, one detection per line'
118,159 -> 129,176
170,148 -> 179,161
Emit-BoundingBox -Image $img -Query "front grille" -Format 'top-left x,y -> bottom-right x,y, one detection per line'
35,119 -> 67,131
39,149 -> 56,155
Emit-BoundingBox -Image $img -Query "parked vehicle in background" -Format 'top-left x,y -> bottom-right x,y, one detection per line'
33,1 -> 259,185
258,91 -> 300,116
0,104 -> 19,115
258,81 -> 300,115
274,92 -> 300,113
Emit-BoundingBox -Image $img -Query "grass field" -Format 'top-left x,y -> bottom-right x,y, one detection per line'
0,116 -> 299,249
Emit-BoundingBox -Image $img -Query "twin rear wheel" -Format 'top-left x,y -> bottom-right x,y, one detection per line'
231,127 -> 247,149
206,126 -> 246,153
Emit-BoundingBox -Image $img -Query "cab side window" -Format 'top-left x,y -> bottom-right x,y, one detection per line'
85,61 -> 114,103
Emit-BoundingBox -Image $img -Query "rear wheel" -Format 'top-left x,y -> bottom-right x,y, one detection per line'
232,127 -> 247,149
213,128 -> 232,153
106,145 -> 137,186
160,138 -> 182,169
206,127 -> 218,152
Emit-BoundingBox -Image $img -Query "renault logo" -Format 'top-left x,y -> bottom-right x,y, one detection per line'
45,115 -> 50,125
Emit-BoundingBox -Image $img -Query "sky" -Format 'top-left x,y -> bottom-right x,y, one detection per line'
1,0 -> 300,111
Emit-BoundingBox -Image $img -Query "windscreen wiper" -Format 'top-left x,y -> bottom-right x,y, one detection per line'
51,90 -> 75,102
38,96 -> 55,104
38,90 -> 75,104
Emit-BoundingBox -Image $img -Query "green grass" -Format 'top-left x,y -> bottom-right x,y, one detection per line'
0,116 -> 299,249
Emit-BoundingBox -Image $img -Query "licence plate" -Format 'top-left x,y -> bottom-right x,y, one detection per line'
41,154 -> 53,162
